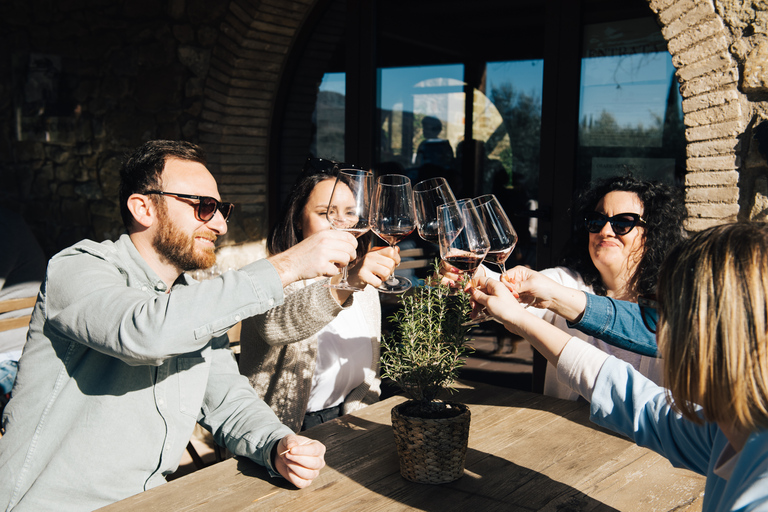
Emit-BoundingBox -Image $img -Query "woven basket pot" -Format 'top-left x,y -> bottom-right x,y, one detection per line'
390,400 -> 471,484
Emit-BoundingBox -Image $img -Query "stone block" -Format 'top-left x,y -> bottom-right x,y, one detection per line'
686,185 -> 739,203
662,2 -> 717,41
684,170 -> 739,186
687,202 -> 740,218
668,17 -> 726,54
679,68 -> 739,97
676,50 -> 735,82
684,101 -> 743,127
672,35 -> 729,68
686,120 -> 745,142
684,217 -> 732,231
686,139 -> 741,158
178,45 -> 211,78
74,182 -> 103,200
656,0 -> 696,25
681,88 -> 740,113
743,38 -> 768,93
687,155 -> 740,171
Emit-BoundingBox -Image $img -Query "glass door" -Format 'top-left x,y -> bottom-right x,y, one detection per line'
576,17 -> 685,186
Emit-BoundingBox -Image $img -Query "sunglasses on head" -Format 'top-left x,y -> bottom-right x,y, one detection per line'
584,212 -> 646,235
145,191 -> 234,222
301,157 -> 361,178
638,295 -> 659,334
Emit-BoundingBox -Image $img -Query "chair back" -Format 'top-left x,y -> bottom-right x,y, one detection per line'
0,296 -> 37,332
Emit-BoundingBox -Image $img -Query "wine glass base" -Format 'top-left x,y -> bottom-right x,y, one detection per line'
324,283 -> 366,292
377,276 -> 412,294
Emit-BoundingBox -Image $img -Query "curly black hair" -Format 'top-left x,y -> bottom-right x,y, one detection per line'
561,174 -> 687,297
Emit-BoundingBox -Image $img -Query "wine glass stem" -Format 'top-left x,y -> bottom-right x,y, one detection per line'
340,265 -> 350,285
385,243 -> 398,284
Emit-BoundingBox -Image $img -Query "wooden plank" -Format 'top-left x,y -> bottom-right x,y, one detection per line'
0,315 -> 32,332
0,296 -> 36,314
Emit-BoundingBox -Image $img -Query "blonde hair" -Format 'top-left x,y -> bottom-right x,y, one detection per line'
657,222 -> 768,430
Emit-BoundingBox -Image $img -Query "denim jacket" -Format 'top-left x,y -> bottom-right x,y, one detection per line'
0,234 -> 292,511
568,292 -> 659,357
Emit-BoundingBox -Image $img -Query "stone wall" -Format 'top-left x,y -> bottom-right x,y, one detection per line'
649,0 -> 768,230
0,0 -> 234,255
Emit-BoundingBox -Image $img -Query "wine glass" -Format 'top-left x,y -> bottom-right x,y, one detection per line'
325,168 -> 373,291
413,177 -> 457,244
464,194 -> 518,325
437,199 -> 490,286
370,174 -> 417,293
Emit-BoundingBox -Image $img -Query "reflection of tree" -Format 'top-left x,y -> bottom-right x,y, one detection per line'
488,84 -> 541,196
579,110 -> 665,148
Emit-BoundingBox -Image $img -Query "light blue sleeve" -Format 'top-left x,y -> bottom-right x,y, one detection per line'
589,357 -> 715,476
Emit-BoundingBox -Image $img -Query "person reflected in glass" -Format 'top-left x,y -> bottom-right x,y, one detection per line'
238,158 -> 400,431
414,116 -> 455,177
443,175 -> 686,400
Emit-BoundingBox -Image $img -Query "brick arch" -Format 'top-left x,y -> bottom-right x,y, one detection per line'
199,0 -> 314,243
648,0 -> 745,230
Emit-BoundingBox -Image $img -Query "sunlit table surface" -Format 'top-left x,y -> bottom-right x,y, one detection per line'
99,380 -> 706,512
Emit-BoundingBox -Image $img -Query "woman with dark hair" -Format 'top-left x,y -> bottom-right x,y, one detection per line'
562,174 -> 687,299
238,158 -> 399,431
448,174 -> 686,399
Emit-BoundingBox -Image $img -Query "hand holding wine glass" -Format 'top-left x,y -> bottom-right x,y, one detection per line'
464,194 -> 518,324
370,174 -> 416,293
325,168 -> 373,292
437,199 -> 490,287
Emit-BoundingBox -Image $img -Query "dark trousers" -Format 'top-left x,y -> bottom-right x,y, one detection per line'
301,404 -> 342,431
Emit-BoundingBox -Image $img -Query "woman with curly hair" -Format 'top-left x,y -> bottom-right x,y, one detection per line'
447,174 -> 687,400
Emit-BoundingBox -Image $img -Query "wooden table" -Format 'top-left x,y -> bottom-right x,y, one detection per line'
100,381 -> 706,511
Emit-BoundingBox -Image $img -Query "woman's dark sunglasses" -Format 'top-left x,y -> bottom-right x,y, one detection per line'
585,212 -> 646,235
146,191 -> 234,222
638,295 -> 658,334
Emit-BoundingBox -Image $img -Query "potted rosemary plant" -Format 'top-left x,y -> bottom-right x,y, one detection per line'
380,266 -> 474,484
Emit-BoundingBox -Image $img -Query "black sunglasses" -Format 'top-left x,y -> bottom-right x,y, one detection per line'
638,295 -> 659,334
145,191 -> 234,222
585,212 -> 646,235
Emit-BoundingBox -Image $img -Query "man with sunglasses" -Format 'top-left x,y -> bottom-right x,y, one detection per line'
0,141 -> 358,511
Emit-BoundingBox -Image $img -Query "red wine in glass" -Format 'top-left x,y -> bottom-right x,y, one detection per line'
443,253 -> 484,275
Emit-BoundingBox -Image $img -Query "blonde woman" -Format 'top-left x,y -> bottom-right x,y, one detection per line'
469,222 -> 768,511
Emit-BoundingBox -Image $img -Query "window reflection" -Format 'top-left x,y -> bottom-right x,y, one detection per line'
377,65 -> 464,192
577,18 -> 685,184
312,72 -> 346,161
374,61 -> 543,269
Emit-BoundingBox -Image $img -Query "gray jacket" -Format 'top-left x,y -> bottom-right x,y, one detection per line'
0,234 -> 292,511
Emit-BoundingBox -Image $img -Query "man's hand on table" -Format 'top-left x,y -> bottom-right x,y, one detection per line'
274,434 -> 326,488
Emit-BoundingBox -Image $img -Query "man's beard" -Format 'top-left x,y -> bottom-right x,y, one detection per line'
153,211 -> 217,272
